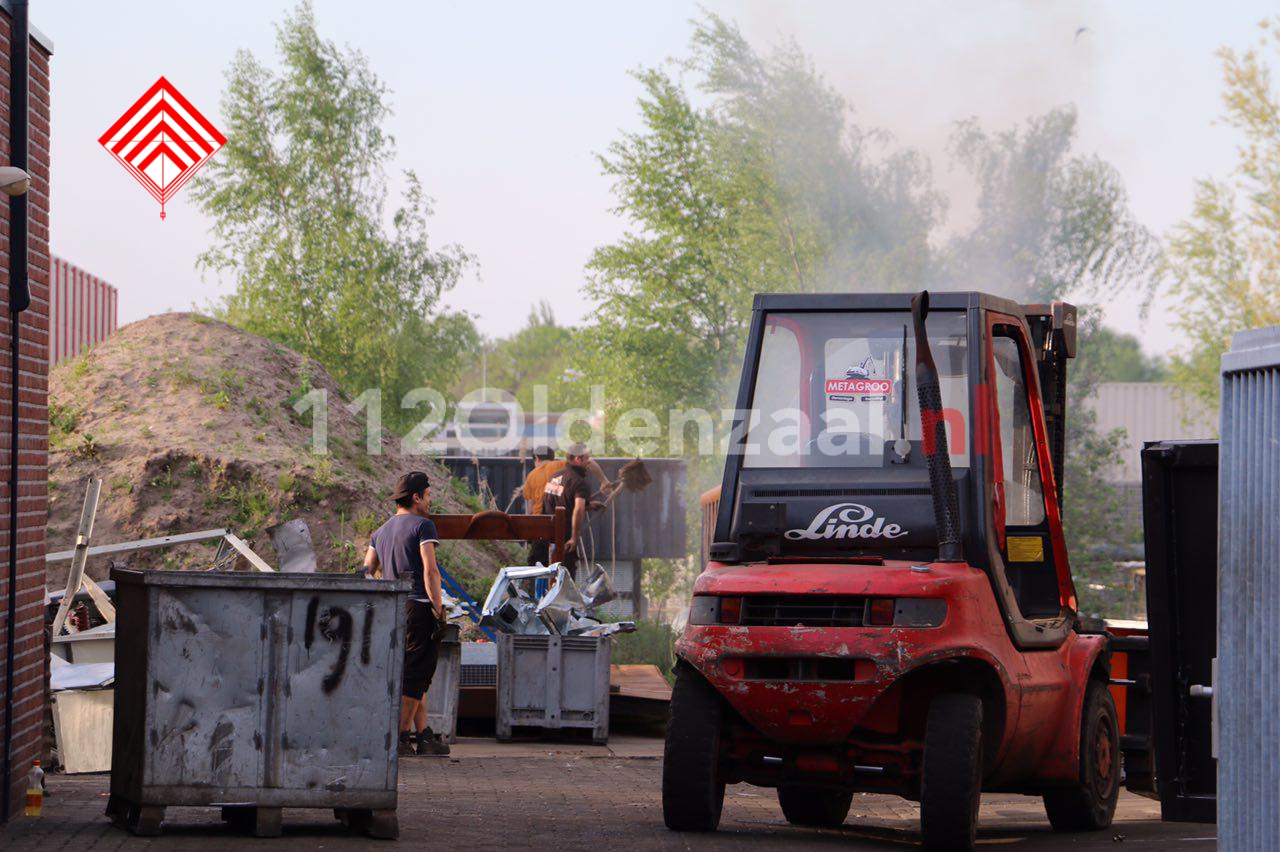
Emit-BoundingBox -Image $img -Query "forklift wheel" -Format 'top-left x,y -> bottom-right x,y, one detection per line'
777,786 -> 853,827
920,693 -> 983,851
1043,680 -> 1120,831
662,665 -> 726,831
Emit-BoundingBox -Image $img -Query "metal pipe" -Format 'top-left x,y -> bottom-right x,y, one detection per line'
3,0 -> 29,821
911,291 -> 963,563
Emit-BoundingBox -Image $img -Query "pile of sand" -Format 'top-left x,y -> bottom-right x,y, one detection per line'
47,312 -> 518,593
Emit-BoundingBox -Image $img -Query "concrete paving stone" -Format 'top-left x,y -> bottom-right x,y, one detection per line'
1,746 -> 1217,850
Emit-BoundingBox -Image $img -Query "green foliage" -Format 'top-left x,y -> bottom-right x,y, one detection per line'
454,302 -> 589,412
611,620 -> 677,682
354,511 -> 381,537
48,402 -> 81,450
67,356 -> 93,381
1073,325 -> 1168,384
191,2 -> 479,432
939,107 -> 1160,303
150,464 -> 177,490
450,476 -> 484,512
585,14 -> 941,432
72,434 -> 99,460
206,479 -> 274,537
1165,19 -> 1280,410
640,556 -> 696,611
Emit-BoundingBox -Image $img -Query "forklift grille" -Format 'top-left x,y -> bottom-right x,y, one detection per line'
740,595 -> 867,627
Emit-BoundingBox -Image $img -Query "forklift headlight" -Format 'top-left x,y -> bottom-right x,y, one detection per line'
689,595 -> 743,625
890,598 -> 948,628
867,597 -> 948,627
689,595 -> 719,625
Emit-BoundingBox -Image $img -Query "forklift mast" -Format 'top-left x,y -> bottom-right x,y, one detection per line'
1022,302 -> 1078,506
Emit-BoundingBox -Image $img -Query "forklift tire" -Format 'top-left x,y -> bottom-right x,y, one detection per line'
920,692 -> 983,851
1043,680 -> 1120,831
777,786 -> 853,827
662,664 -> 726,832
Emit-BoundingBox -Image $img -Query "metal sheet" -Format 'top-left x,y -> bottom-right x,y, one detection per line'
1086,383 -> 1216,483
1218,326 -> 1280,850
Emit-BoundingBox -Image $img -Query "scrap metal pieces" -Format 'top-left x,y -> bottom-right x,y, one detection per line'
480,563 -> 634,637
480,565 -> 558,635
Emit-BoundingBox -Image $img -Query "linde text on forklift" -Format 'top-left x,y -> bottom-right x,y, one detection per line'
784,502 -> 908,540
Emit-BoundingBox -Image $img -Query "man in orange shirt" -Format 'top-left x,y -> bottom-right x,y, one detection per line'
521,446 -> 565,515
523,445 -> 610,566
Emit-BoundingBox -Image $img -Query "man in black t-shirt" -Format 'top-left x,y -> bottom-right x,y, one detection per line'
540,442 -> 594,572
364,471 -> 450,756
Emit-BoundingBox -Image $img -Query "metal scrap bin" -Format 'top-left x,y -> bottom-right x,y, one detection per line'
424,623 -> 461,743
107,568 -> 408,838
496,633 -> 612,744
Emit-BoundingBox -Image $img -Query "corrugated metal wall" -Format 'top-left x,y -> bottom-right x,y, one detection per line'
49,256 -> 118,365
1217,326 -> 1280,850
438,456 -> 688,560
1087,382 -> 1216,483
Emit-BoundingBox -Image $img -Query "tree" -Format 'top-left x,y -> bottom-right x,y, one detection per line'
453,302 -> 590,412
1165,18 -> 1280,410
1073,325 -> 1167,384
940,106 -> 1160,304
191,2 -> 477,431
586,13 -> 940,440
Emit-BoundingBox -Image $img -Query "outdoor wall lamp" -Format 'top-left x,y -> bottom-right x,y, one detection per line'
0,166 -> 29,197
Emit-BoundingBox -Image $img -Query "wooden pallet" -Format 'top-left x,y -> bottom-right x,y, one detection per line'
105,795 -> 398,839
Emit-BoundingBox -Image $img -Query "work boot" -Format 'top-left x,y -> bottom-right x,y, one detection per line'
416,729 -> 451,756
398,732 -> 416,757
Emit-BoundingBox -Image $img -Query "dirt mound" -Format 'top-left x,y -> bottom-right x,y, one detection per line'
48,312 -> 518,593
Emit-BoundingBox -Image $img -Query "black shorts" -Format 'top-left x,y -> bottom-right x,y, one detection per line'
402,600 -> 440,699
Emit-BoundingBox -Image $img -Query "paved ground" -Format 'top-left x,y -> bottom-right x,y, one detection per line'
3,736 -> 1217,850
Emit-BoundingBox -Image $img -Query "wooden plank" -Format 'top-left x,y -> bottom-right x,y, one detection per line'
429,509 -> 567,554
223,531 -> 275,573
80,575 -> 116,624
46,528 -> 230,562
609,664 -> 672,702
52,478 -> 102,635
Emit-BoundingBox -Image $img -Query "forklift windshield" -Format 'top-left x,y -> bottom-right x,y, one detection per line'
744,310 -> 969,469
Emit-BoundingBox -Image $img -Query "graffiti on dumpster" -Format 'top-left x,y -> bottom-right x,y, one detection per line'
304,597 -> 374,694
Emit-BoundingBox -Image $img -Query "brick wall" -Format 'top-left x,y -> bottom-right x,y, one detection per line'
0,8 -> 52,821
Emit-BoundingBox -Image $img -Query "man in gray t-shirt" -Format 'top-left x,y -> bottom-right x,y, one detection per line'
364,471 -> 449,756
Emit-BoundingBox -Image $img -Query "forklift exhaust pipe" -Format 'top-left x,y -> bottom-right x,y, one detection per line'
911,291 -> 963,563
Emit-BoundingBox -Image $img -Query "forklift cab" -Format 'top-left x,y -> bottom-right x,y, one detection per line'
711,291 -> 1079,649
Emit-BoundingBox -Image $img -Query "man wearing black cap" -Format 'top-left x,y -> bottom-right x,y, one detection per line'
539,442 -> 594,573
363,471 -> 450,756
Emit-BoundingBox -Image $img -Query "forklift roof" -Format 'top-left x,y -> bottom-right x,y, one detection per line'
753,290 -> 1034,318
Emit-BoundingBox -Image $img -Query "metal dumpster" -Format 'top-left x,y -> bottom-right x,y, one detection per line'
424,623 -> 461,743
107,569 -> 407,838
496,633 -> 612,744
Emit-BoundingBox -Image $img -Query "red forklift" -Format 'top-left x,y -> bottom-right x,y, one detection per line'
665,291 -> 1119,849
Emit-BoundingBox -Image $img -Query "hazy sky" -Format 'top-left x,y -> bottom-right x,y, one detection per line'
41,1 -> 1273,356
